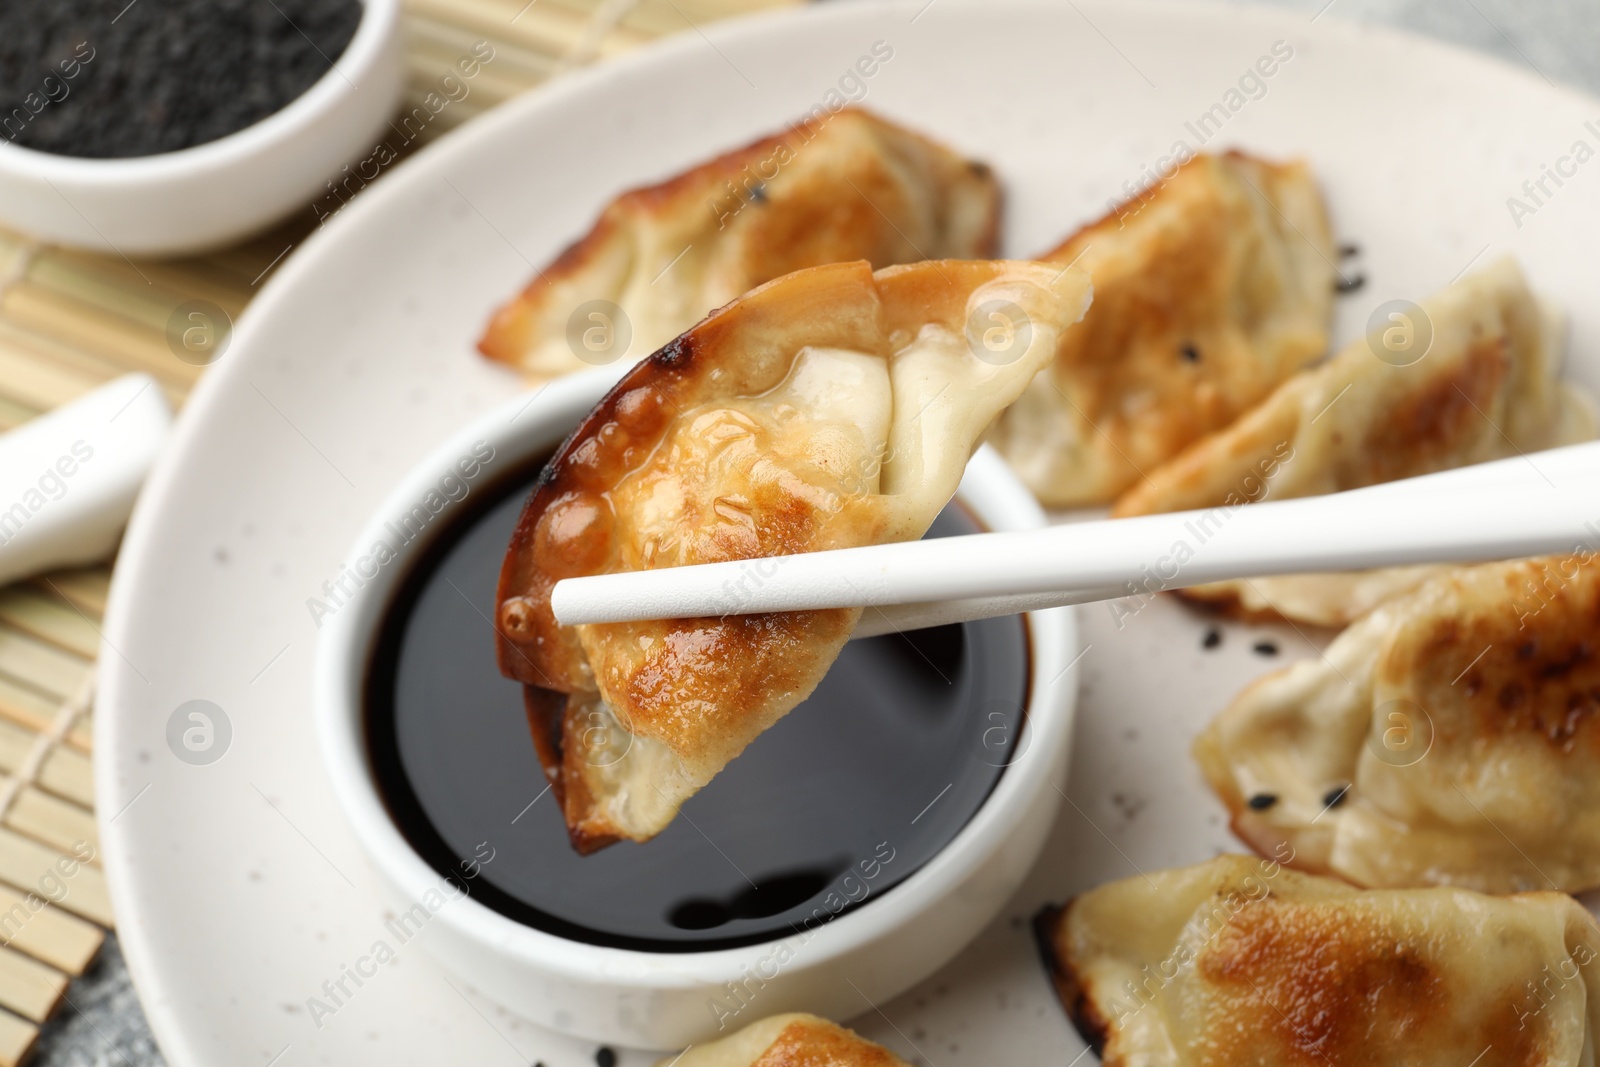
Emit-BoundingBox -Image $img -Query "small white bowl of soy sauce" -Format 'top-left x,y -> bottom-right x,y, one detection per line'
314,368 -> 1082,1050
0,0 -> 402,255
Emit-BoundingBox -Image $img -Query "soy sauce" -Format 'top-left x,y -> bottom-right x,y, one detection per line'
365,456 -> 1030,952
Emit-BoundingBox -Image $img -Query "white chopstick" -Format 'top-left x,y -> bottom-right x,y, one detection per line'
551,442 -> 1600,633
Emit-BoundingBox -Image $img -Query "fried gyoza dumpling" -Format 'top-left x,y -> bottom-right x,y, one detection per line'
1112,257 -> 1596,626
496,259 -> 1092,851
990,150 -> 1336,506
1036,855 -> 1600,1067
662,1013 -> 908,1067
478,107 -> 1001,378
1196,552 -> 1600,893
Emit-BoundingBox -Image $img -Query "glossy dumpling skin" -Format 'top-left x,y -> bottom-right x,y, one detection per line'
477,107 -> 1000,378
1036,854 -> 1600,1067
990,150 -> 1335,506
496,259 -> 1092,852
1196,553 -> 1600,894
660,1013 -> 908,1067
1112,257 -> 1596,626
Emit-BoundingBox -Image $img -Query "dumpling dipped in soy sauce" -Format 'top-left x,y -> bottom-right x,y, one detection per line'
495,258 -> 1093,851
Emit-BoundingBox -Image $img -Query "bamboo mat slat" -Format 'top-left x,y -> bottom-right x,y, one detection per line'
23,257 -> 236,335
191,226 -> 309,288
0,679 -> 90,762
3,287 -> 202,393
0,1008 -> 35,1067
0,0 -> 800,1058
28,571 -> 108,622
0,829 -> 109,927
0,720 -> 93,808
0,886 -> 102,977
0,400 -> 41,435
0,322 -> 163,409
5,792 -> 97,869
0,948 -> 67,1025
0,632 -> 90,707
33,753 -> 93,813
0,684 -> 59,749
0,591 -> 100,662
404,13 -> 565,87
0,341 -> 106,415
407,0 -> 651,60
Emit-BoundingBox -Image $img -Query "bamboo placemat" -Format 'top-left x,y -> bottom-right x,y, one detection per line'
0,0 -> 797,1061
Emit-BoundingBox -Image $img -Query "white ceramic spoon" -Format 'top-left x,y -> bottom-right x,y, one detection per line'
0,374 -> 171,588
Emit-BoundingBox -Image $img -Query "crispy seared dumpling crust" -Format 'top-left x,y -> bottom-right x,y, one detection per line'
1113,257 -> 1597,626
478,107 -> 1000,378
660,1013 -> 909,1067
990,150 -> 1336,506
496,259 -> 1092,851
1196,553 -> 1600,893
1036,855 -> 1600,1067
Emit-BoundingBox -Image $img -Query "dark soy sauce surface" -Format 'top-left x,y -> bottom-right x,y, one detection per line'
366,458 -> 1029,951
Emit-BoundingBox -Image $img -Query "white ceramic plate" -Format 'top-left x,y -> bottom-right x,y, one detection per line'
98,1 -> 1600,1063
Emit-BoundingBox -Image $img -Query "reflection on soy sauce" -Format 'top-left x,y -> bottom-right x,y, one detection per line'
669,863 -> 847,931
366,455 -> 1030,952
866,623 -> 967,708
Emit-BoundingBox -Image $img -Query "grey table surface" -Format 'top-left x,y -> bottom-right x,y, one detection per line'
38,0 -> 1600,1064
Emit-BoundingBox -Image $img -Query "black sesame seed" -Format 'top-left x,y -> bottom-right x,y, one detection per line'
1181,343 -> 1201,363
1248,793 -> 1278,811
596,1048 -> 617,1067
1335,272 -> 1368,294
0,0 -> 363,159
1338,242 -> 1361,258
1323,785 -> 1350,809
1253,640 -> 1279,657
749,183 -> 768,203
1202,627 -> 1222,650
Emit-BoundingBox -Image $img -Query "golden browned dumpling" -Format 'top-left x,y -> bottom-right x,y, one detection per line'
1112,257 -> 1596,626
478,107 -> 1000,378
990,150 -> 1336,506
1195,552 -> 1600,893
496,259 -> 1092,851
661,1013 -> 908,1067
1036,854 -> 1600,1067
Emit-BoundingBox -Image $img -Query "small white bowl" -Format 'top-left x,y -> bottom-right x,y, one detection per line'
0,0 -> 402,256
314,369 -> 1080,1049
